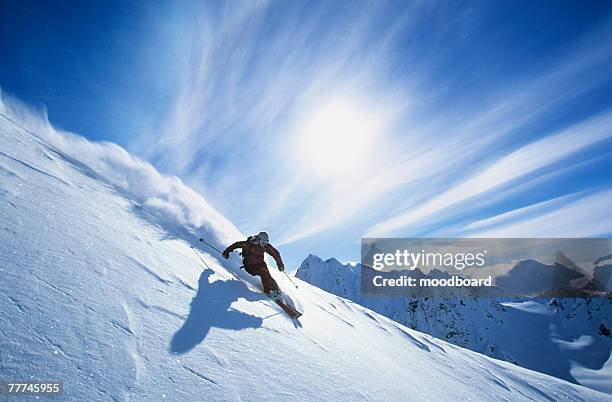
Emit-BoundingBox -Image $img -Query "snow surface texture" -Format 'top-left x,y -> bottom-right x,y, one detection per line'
0,104 -> 610,400
296,255 -> 612,395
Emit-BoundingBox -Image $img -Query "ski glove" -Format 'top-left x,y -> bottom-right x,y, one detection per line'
278,265 -> 285,272
222,251 -> 230,259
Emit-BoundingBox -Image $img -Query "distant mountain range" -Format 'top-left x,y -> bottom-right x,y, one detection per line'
296,254 -> 612,394
494,259 -> 584,295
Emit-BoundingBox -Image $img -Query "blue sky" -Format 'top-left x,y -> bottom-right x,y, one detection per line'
1,0 -> 611,269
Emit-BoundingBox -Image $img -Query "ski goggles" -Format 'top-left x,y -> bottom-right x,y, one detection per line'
250,235 -> 269,246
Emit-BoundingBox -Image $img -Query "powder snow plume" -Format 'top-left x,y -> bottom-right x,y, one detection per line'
0,88 -> 242,251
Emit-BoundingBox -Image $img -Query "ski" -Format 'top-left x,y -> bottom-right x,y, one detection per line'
270,296 -> 302,319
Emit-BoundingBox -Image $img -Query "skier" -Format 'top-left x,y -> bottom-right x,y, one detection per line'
222,231 -> 285,300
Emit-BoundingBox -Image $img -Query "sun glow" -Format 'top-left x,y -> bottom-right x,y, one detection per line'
294,96 -> 384,180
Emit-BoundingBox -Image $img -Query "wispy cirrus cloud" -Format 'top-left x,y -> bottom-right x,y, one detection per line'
127,2 -> 611,265
280,14 -> 612,244
469,189 -> 612,238
461,193 -> 582,233
365,112 -> 612,237
135,1 -> 425,235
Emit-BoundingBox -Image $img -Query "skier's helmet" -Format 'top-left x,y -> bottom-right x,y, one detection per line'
257,231 -> 270,246
249,231 -> 270,246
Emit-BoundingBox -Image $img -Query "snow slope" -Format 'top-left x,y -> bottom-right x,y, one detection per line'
296,255 -> 612,395
0,112 -> 609,400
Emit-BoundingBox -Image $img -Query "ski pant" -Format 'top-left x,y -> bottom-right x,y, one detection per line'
245,263 -> 280,294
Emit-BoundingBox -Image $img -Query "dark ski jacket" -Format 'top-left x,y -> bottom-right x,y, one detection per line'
224,239 -> 285,271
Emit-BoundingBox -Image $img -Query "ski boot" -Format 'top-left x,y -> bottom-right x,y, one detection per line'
268,289 -> 283,302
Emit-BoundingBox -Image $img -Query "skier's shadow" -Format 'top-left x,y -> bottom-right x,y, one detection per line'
170,269 -> 263,354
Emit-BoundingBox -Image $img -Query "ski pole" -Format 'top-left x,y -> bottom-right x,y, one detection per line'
191,246 -> 212,270
199,237 -> 224,255
283,271 -> 298,289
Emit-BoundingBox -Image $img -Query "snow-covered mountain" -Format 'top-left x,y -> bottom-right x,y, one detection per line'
0,104 -> 609,400
587,257 -> 612,292
296,255 -> 612,395
495,259 -> 585,295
